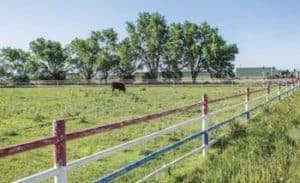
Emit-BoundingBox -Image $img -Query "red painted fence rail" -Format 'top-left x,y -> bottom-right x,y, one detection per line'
0,85 -> 283,158
0,137 -> 56,158
66,102 -> 202,141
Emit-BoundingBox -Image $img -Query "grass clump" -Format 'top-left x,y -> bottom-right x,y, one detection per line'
2,130 -> 18,137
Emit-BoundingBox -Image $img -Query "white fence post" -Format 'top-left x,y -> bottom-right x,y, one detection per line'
53,120 -> 67,183
245,88 -> 250,120
201,94 -> 208,156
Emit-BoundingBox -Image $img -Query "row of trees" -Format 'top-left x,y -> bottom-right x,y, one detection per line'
0,12 -> 238,83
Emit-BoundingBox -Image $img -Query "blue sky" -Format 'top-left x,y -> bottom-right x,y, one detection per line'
1,0 -> 300,69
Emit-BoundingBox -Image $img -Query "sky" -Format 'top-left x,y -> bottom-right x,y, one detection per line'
0,0 -> 300,70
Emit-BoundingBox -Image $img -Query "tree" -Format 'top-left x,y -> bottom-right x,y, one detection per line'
0,47 -> 30,81
115,38 -> 139,80
68,29 -> 119,82
126,12 -> 168,80
68,38 -> 98,80
203,33 -> 238,79
177,21 -> 238,83
0,66 -> 5,77
94,28 -> 119,84
179,22 -> 215,83
162,23 -> 185,82
29,38 -> 67,80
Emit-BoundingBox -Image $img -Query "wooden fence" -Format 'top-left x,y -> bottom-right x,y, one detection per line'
0,80 -> 299,183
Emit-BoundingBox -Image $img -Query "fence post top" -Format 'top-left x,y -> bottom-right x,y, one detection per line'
202,94 -> 208,115
202,93 -> 208,102
246,87 -> 250,96
53,119 -> 65,124
52,119 -> 66,131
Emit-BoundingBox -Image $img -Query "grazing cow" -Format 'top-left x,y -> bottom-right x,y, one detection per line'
111,82 -> 126,92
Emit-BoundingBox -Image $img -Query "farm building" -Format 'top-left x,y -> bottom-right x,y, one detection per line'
295,70 -> 300,78
235,67 -> 277,78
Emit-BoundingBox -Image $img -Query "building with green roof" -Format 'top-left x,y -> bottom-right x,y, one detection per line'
236,67 -> 277,78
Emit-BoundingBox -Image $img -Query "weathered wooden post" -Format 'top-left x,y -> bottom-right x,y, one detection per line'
201,94 -> 208,156
245,88 -> 250,120
53,119 -> 67,183
266,85 -> 270,102
292,80 -> 295,91
285,80 -> 289,95
277,83 -> 281,101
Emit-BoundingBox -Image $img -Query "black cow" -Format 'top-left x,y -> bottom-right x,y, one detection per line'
111,82 -> 126,92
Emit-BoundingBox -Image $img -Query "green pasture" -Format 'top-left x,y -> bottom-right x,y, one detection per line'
0,85 -> 285,182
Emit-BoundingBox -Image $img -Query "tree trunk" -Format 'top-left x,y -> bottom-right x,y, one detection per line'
84,71 -> 92,81
192,77 -> 197,84
191,72 -> 197,84
103,71 -> 108,85
150,69 -> 158,81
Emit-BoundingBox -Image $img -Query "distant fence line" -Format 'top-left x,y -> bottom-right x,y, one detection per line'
0,80 -> 299,183
0,78 -> 299,88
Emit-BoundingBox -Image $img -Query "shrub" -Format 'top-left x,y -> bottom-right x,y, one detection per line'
11,75 -> 30,82
142,72 -> 157,80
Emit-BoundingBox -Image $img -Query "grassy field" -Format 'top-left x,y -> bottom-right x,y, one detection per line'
0,85 -> 285,182
153,90 -> 300,182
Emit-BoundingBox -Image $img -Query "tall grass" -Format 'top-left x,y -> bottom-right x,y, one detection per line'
164,92 -> 300,183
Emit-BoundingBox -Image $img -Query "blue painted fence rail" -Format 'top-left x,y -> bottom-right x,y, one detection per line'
95,91 -> 285,183
95,131 -> 205,182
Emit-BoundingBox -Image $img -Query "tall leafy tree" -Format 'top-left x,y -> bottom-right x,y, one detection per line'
95,28 -> 119,84
203,33 -> 238,78
68,29 -> 119,82
162,23 -> 185,81
180,22 -> 217,83
164,21 -> 238,82
68,38 -> 98,80
126,12 -> 168,79
115,38 -> 139,80
29,38 -> 67,80
0,47 -> 30,81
